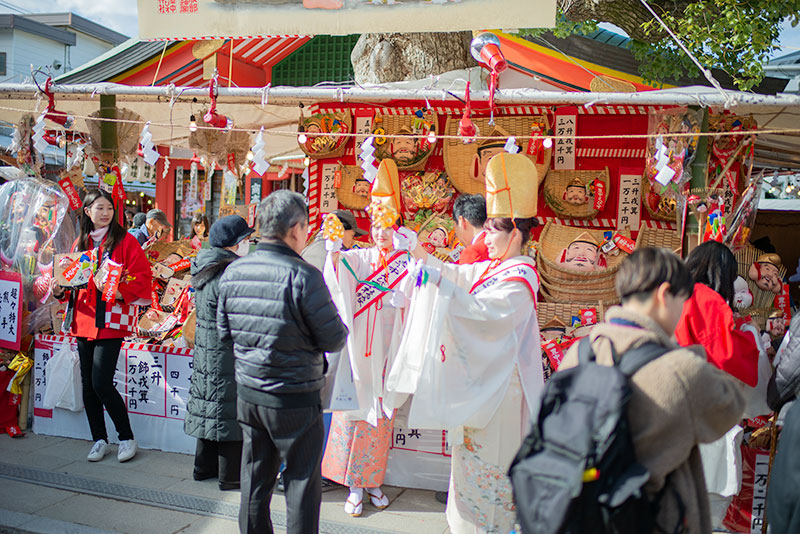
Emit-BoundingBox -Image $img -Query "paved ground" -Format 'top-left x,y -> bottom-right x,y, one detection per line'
0,432 -> 449,534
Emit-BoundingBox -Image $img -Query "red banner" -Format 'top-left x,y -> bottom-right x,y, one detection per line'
774,283 -> 792,322
167,257 -> 192,273
612,233 -> 636,254
102,262 -> 123,303
593,179 -> 606,210
58,177 -> 82,210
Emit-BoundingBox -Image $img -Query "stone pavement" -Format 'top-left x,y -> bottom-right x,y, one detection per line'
0,432 -> 449,534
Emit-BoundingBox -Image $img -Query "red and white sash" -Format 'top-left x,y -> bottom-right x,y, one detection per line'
469,259 -> 540,301
354,251 -> 409,318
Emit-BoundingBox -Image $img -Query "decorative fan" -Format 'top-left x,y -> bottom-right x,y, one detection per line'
188,113 -> 251,168
85,108 -> 143,158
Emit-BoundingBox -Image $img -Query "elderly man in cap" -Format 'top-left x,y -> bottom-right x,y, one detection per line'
129,209 -> 172,247
301,209 -> 366,271
766,257 -> 800,533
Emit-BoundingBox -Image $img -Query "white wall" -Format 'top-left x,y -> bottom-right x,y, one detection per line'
69,31 -> 115,71
0,29 -> 15,83
11,30 -> 67,80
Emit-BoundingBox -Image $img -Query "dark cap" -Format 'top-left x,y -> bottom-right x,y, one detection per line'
333,209 -> 367,236
789,258 -> 800,283
210,215 -> 255,248
146,209 -> 172,228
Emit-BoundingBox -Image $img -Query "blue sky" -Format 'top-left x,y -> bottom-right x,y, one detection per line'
2,0 -> 800,61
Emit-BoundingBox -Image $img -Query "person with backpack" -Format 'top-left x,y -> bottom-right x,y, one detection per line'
524,247 -> 746,534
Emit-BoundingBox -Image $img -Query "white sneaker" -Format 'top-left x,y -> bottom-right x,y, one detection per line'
87,439 -> 109,462
117,439 -> 137,462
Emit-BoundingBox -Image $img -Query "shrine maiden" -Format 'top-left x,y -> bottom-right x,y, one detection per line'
321,160 -> 409,517
387,153 -> 544,534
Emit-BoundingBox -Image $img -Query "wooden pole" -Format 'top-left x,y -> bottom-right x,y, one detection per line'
684,107 -> 710,256
99,94 -> 117,162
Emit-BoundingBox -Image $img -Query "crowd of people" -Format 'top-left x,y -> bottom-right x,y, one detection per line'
49,152 -> 800,534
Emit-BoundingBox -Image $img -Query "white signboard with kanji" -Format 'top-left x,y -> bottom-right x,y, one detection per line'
616,172 -> 642,231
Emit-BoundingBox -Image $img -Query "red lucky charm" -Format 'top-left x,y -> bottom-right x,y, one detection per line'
458,81 -> 477,141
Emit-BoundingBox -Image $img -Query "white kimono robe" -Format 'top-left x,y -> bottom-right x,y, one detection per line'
387,254 -> 544,534
323,246 -> 408,426
387,254 -> 543,430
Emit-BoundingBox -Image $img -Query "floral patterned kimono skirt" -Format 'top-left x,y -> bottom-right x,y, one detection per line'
446,369 -> 528,534
321,411 -> 394,488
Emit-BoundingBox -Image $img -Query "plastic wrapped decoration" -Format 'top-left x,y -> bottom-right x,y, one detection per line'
0,179 -> 70,298
642,108 -> 701,221
725,171 -> 763,252
676,189 -> 728,248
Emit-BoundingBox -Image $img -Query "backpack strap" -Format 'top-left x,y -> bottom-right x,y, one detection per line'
617,342 -> 670,378
577,336 -> 595,365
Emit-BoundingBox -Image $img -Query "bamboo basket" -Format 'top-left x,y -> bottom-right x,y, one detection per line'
589,76 -> 637,93
642,179 -> 680,222
297,111 -> 352,160
543,168 -> 610,220
635,223 -> 682,255
443,115 -> 551,195
539,277 -> 620,304
734,244 -> 787,311
539,267 -> 618,289
536,221 -> 628,279
335,165 -> 371,210
372,111 -> 437,172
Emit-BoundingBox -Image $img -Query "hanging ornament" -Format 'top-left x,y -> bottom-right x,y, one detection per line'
161,155 -> 171,180
360,135 -> 378,183
504,136 -> 520,154
458,81 -> 477,143
9,124 -> 20,154
139,122 -> 160,166
249,127 -> 269,175
32,111 -> 48,154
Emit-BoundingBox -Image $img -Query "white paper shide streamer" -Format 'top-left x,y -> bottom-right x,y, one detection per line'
139,122 -> 160,166
32,111 -> 48,154
250,127 -> 269,175
360,135 -> 378,183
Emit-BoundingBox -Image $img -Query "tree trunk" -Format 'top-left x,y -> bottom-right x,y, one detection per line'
559,0 -> 692,42
351,32 -> 473,85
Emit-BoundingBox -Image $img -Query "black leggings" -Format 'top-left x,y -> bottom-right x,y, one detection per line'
76,337 -> 134,442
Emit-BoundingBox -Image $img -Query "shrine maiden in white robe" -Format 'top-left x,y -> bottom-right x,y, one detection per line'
386,254 -> 543,534
323,247 -> 408,425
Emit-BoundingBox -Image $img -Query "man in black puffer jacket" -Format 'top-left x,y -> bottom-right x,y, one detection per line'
218,190 -> 348,534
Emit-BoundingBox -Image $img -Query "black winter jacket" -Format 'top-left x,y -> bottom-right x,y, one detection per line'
185,247 -> 241,442
217,241 -> 348,408
767,313 -> 800,411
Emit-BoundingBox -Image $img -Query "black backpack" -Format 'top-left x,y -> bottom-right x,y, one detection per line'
509,336 -> 669,534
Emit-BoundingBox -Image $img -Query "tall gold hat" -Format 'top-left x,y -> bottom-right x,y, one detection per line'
756,253 -> 782,268
485,153 -> 538,219
366,159 -> 402,229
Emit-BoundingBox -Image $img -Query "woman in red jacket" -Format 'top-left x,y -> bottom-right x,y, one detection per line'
676,241 -> 760,386
51,190 -> 152,463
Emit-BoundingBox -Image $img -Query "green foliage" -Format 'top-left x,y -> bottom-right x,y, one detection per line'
524,1 -> 800,91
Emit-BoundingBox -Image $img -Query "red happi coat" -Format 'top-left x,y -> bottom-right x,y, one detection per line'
63,232 -> 152,340
675,283 -> 759,387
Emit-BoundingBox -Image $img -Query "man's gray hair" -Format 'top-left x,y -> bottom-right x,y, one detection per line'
258,190 -> 308,239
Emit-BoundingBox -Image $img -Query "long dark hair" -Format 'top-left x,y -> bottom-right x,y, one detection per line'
78,190 -> 127,254
484,217 -> 538,246
685,241 -> 738,307
190,212 -> 209,238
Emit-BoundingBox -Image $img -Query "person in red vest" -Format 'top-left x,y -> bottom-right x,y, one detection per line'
52,190 -> 152,463
675,241 -> 760,387
454,194 -> 489,265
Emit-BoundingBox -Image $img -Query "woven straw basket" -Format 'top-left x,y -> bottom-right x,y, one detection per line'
734,244 -> 787,311
642,179 -> 680,222
335,165 -> 371,210
539,265 -> 618,288
589,76 -> 637,93
443,115 -> 552,195
635,224 -> 682,255
297,111 -> 352,160
543,168 -> 610,219
540,278 -> 620,305
372,111 -> 437,172
537,221 -> 628,279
